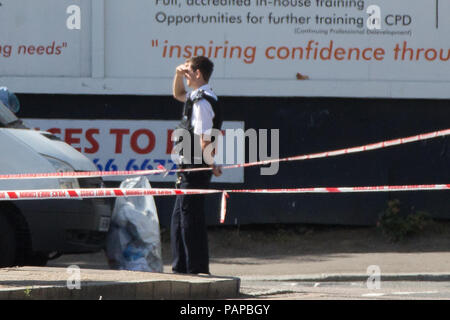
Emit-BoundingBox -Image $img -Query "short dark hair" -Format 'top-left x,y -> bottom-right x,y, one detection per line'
187,56 -> 214,82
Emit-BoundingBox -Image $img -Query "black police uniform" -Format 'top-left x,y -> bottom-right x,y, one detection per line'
171,89 -> 222,274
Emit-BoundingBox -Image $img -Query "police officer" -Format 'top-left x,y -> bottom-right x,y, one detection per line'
171,56 -> 222,274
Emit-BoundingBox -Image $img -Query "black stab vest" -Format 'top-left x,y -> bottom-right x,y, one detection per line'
175,90 -> 222,168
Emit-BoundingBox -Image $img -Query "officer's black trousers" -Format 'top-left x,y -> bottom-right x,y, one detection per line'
171,170 -> 212,274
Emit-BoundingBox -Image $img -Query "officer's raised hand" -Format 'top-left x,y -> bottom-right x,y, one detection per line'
176,63 -> 189,76
173,63 -> 189,102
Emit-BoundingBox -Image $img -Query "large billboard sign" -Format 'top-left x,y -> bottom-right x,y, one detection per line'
24,118 -> 246,183
1,0 -> 449,98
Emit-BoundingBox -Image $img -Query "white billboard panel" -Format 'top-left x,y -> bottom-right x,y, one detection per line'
24,119 -> 245,183
1,0 -> 450,98
0,0 -> 91,77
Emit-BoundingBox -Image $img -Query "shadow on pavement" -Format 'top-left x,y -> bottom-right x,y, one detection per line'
49,222 -> 450,270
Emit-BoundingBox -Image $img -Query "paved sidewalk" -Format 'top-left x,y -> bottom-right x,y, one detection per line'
0,267 -> 240,300
1,251 -> 449,299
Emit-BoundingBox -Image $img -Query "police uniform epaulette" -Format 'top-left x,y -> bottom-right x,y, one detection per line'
191,89 -> 206,102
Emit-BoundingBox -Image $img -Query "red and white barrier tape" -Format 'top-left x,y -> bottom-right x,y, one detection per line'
222,184 -> 450,222
228,184 -> 450,194
224,128 -> 450,170
0,128 -> 449,180
1,184 -> 449,223
0,187 -> 220,201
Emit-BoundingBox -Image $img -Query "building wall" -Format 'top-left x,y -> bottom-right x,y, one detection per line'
2,0 -> 450,99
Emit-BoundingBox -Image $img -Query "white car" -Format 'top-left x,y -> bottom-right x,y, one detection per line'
0,101 -> 112,267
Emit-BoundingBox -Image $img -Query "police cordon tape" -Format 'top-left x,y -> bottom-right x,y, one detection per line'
0,128 -> 449,180
1,184 -> 449,223
1,128 -> 449,223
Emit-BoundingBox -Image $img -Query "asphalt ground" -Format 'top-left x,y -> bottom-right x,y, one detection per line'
49,221 -> 450,275
42,221 -> 450,299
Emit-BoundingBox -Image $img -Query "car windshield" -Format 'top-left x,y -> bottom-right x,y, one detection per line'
0,101 -> 26,128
